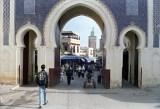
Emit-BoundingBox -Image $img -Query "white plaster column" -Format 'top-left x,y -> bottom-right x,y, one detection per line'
106,46 -> 112,70
16,47 -> 24,85
37,46 -> 55,73
37,46 -> 47,72
147,0 -> 153,47
108,46 -> 123,88
45,47 -> 55,72
0,0 -> 3,46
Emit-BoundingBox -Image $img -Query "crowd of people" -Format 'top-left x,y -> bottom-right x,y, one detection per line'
60,61 -> 101,87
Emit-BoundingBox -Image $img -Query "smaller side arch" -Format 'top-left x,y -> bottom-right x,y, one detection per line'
16,24 -> 42,48
119,25 -> 146,49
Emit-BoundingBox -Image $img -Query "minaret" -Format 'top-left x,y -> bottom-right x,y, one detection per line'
91,27 -> 94,36
88,27 -> 97,49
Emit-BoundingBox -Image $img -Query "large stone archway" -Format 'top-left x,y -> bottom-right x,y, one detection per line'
44,0 -> 117,48
43,0 -> 119,88
44,0 -> 118,45
44,1 -> 117,58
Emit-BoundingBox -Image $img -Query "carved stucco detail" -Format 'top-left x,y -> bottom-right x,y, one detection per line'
119,25 -> 146,49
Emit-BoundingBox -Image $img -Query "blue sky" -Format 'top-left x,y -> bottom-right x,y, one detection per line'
63,16 -> 102,48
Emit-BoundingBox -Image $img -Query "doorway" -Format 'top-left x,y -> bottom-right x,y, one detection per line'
54,6 -> 105,89
22,30 -> 37,85
122,49 -> 129,81
122,31 -> 139,87
44,0 -> 118,88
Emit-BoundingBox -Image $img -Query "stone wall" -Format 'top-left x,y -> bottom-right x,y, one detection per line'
1,0 -> 160,88
141,48 -> 160,87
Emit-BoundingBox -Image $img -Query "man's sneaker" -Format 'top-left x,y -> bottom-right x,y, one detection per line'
43,100 -> 48,105
38,106 -> 41,108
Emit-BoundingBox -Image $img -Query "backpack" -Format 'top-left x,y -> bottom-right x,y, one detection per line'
37,71 -> 48,86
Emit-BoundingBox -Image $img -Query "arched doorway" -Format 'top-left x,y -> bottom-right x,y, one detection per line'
56,6 -> 105,88
44,0 -> 117,88
119,25 -> 146,88
16,24 -> 42,86
122,31 -> 139,87
122,49 -> 129,82
59,16 -> 103,88
23,30 -> 37,85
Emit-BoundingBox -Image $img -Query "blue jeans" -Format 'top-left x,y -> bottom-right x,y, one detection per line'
39,85 -> 47,107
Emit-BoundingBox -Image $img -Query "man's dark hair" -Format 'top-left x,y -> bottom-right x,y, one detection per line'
41,64 -> 45,70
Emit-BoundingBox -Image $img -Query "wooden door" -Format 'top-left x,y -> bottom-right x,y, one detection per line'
23,32 -> 29,85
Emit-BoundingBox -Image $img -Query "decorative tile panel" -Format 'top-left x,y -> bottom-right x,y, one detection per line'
3,0 -> 10,45
153,0 -> 160,33
24,0 -> 35,14
126,0 -> 139,16
153,0 -> 160,47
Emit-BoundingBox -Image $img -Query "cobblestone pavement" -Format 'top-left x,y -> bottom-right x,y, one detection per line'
1,75 -> 160,109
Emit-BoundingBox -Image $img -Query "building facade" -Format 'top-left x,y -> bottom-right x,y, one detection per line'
0,0 -> 159,88
61,31 -> 80,55
80,47 -> 94,58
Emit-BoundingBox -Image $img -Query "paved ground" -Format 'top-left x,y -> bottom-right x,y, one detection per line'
1,73 -> 160,109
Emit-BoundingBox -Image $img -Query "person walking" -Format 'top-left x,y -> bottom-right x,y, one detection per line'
36,64 -> 48,108
81,65 -> 85,78
60,65 -> 65,81
66,66 -> 73,85
78,65 -> 82,78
